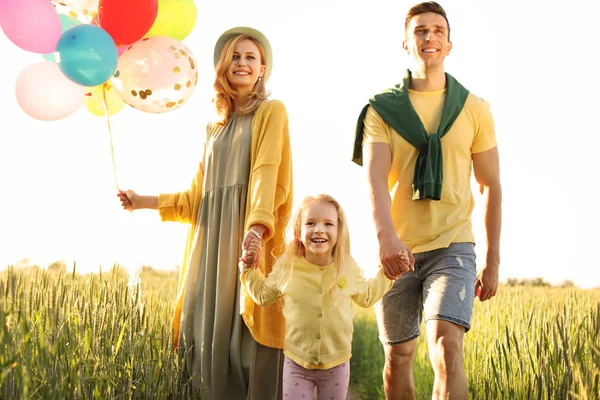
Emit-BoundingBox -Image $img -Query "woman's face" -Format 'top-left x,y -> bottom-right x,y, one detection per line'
226,39 -> 266,93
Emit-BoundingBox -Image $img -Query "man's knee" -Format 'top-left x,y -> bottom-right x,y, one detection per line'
434,335 -> 462,361
427,321 -> 465,371
385,340 -> 417,368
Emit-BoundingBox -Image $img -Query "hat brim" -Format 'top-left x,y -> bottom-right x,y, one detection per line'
213,26 -> 273,83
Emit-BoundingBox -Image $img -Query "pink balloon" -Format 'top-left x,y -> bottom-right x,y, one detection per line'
15,62 -> 86,121
0,0 -> 62,53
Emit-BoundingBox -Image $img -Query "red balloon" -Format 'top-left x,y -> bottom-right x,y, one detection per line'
97,0 -> 158,46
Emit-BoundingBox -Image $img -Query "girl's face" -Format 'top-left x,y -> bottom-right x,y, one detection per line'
226,39 -> 265,93
300,201 -> 338,266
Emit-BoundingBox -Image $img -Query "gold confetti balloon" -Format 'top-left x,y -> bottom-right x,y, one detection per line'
111,36 -> 198,114
51,0 -> 99,21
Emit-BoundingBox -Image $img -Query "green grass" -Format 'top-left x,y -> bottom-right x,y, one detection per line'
0,265 -> 202,399
350,286 -> 600,399
2,265 -> 599,399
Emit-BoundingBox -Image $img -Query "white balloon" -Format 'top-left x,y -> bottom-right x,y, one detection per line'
15,62 -> 86,121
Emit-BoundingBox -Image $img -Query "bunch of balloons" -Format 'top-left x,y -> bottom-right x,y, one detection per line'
0,0 -> 199,121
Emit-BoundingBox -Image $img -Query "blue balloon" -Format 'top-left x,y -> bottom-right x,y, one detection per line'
56,24 -> 118,87
42,14 -> 82,63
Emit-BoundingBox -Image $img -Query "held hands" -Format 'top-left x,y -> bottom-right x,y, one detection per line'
379,233 -> 415,280
117,189 -> 139,211
239,229 -> 263,269
399,249 -> 410,268
384,249 -> 411,280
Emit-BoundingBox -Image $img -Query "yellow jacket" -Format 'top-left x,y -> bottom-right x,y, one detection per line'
158,99 -> 293,349
241,257 -> 393,369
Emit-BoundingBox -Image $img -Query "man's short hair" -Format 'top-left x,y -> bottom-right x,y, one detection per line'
405,1 -> 451,40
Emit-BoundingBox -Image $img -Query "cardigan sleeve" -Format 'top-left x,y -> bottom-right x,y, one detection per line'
349,262 -> 394,308
240,260 -> 285,306
245,100 -> 292,241
157,140 -> 206,223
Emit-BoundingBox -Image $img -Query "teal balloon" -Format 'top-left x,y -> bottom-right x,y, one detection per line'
56,24 -> 118,87
42,14 -> 81,63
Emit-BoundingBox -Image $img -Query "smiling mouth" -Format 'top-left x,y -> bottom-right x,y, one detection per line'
312,238 -> 327,243
421,48 -> 439,54
234,71 -> 250,76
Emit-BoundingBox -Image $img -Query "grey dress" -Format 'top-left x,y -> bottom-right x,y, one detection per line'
178,112 -> 283,400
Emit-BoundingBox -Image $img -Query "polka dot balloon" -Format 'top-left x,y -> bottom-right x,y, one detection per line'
111,36 -> 198,114
51,0 -> 99,21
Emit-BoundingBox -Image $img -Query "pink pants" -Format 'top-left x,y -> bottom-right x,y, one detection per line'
282,356 -> 350,400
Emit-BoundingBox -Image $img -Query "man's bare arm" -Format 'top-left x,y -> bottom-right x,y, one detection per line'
364,142 -> 414,277
472,146 -> 502,301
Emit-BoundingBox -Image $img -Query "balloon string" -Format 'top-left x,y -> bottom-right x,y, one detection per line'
102,84 -> 143,301
102,84 -> 120,192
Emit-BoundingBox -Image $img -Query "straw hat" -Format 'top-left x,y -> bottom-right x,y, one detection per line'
213,26 -> 273,83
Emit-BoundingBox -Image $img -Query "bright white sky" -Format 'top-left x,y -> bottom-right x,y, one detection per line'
1,0 -> 598,288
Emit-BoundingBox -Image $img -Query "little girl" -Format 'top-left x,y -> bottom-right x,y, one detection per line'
239,194 -> 409,399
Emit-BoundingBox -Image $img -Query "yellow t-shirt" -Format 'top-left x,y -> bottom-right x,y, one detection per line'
362,89 -> 497,253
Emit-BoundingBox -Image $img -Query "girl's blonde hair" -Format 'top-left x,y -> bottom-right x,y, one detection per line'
277,194 -> 354,298
212,34 -> 270,126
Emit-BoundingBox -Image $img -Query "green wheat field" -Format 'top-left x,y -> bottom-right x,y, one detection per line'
1,265 -> 598,399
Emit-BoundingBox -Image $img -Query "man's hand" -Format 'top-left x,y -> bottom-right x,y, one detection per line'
379,233 -> 414,280
475,263 -> 499,302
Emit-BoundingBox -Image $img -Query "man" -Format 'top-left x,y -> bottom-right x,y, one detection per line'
352,2 -> 502,399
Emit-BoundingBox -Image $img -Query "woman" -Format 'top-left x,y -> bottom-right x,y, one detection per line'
118,26 -> 292,400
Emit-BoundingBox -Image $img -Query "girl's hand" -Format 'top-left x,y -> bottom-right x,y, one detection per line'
239,238 -> 262,269
399,249 -> 411,268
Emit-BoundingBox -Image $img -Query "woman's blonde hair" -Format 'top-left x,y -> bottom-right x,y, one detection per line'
277,194 -> 354,298
212,34 -> 270,125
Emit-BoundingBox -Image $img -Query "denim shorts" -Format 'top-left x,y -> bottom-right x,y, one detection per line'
374,242 -> 477,345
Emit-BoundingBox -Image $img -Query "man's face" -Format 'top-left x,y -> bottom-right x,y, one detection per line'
403,12 -> 452,69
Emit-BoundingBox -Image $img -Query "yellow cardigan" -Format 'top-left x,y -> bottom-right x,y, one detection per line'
157,99 -> 293,349
241,257 -> 393,369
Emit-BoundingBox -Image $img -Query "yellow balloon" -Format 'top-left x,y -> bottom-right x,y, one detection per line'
84,82 -> 125,117
145,0 -> 197,41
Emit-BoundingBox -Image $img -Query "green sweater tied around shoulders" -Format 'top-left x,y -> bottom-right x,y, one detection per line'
353,69 -> 469,200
